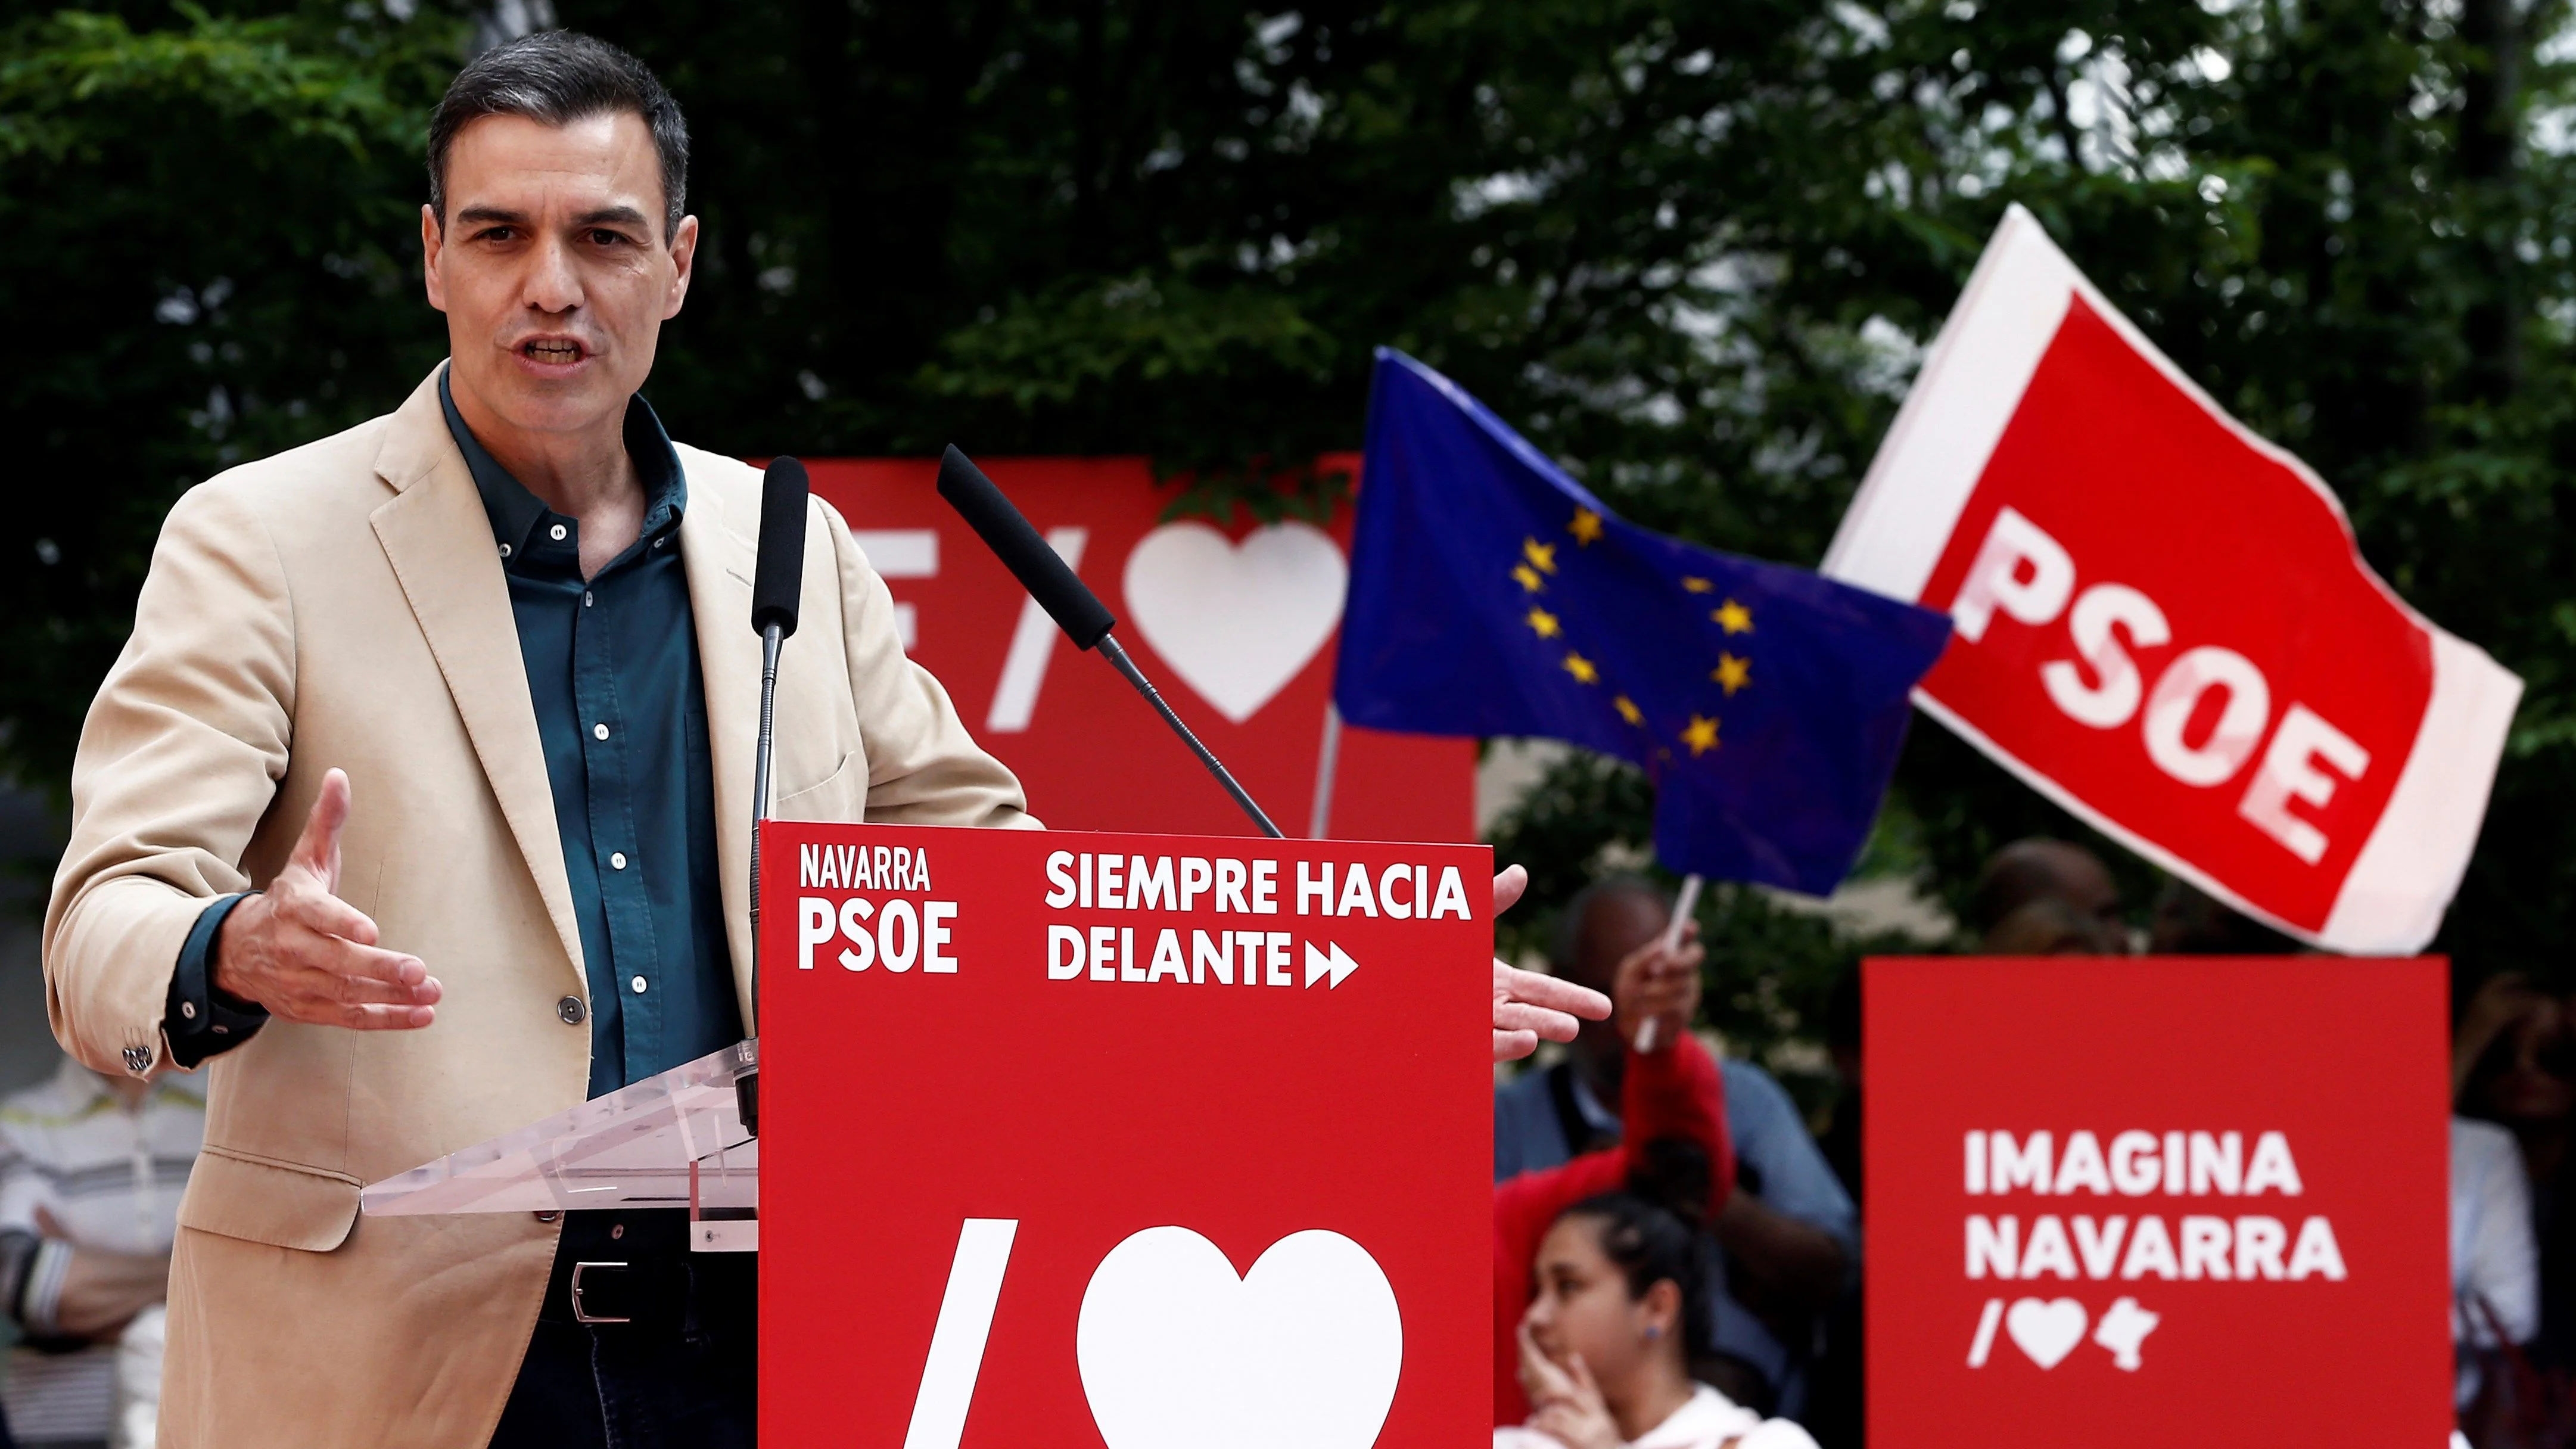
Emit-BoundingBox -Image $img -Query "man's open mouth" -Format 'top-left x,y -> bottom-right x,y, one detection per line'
523,340 -> 584,364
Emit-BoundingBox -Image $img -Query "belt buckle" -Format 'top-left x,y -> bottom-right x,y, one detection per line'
570,1261 -> 631,1325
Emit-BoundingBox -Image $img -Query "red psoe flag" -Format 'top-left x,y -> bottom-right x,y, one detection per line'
1825,206 -> 2521,953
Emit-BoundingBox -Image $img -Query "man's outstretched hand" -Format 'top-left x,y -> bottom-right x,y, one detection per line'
210,769 -> 441,1030
1491,865 -> 1610,1062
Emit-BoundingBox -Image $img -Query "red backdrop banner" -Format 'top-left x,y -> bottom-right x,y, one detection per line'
1824,208 -> 2521,953
802,456 -> 1475,842
758,820 -> 1495,1448
1865,954 -> 2451,1448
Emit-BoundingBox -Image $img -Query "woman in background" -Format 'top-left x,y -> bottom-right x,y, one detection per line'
1500,1166 -> 1818,1449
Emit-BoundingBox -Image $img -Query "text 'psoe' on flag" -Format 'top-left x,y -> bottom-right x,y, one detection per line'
1824,203 -> 2522,954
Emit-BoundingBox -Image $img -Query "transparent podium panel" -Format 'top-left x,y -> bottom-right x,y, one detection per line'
361,1038 -> 758,1247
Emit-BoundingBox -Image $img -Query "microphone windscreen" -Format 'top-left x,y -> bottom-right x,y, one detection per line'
937,444 -> 1116,649
751,456 -> 810,636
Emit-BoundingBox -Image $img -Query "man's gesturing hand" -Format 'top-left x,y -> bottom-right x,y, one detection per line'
210,769 -> 440,1030
1492,864 -> 1611,1062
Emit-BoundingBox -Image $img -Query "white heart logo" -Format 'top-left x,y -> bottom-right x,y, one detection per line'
2005,1297 -> 2089,1370
1121,522 -> 1347,723
1077,1227 -> 1402,1449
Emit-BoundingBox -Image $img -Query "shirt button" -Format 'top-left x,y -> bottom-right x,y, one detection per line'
550,523 -> 568,541
630,976 -> 648,994
609,851 -> 628,870
593,723 -> 611,741
583,590 -> 594,607
499,543 -> 514,559
180,1001 -> 197,1020
557,996 -> 586,1025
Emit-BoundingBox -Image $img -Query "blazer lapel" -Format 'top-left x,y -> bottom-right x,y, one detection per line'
677,468 -> 763,1028
367,369 -> 587,992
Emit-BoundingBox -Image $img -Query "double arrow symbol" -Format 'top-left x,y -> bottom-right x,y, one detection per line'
1301,941 -> 1360,989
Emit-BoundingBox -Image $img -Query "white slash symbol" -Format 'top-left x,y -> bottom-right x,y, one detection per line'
1966,1298 -> 2002,1368
1302,941 -> 1359,988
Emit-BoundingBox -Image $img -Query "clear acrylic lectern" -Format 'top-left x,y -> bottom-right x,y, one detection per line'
360,1038 -> 761,1251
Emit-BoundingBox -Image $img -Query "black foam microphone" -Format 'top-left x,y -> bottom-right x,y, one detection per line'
745,456 -> 811,1058
937,446 -> 1115,649
752,456 -> 810,637
935,444 -> 1283,838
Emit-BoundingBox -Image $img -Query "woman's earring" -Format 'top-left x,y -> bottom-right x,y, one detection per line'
1645,1325 -> 1663,1339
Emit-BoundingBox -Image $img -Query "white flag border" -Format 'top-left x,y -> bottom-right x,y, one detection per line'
1822,204 -> 2523,954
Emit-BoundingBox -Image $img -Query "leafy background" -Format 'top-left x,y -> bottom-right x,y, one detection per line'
7,0 -> 2573,1103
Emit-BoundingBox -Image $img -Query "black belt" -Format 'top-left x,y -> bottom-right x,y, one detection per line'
538,1212 -> 754,1330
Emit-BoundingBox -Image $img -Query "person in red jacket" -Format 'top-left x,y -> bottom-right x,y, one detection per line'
1495,918 -> 1731,1426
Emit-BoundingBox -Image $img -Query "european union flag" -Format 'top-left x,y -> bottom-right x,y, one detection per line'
1334,349 -> 1953,895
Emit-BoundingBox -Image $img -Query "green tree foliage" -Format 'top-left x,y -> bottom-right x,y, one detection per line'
0,0 -> 459,786
11,0 -> 2576,1019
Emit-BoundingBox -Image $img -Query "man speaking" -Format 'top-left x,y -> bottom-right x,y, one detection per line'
43,29 -> 1601,1448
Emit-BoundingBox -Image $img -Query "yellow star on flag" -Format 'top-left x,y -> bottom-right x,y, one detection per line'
1569,509 -> 1604,545
1526,607 -> 1561,639
1713,599 -> 1754,635
1524,538 -> 1558,575
1681,576 -> 1715,593
1563,651 -> 1599,685
1513,563 -> 1545,593
1614,695 -> 1642,725
1682,714 -> 1720,755
1713,654 -> 1751,695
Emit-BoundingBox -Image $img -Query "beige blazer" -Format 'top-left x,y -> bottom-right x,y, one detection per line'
43,366 -> 1034,1447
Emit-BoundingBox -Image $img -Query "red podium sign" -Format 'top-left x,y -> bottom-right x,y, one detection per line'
1866,956 -> 2450,1448
758,821 -> 1494,1448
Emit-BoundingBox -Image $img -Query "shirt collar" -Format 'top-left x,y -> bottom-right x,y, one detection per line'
1564,1065 -> 1624,1134
437,363 -> 687,560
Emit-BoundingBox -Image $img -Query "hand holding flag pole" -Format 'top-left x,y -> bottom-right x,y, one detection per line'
1634,872 -> 1702,1054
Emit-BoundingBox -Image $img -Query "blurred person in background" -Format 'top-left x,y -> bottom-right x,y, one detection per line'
2451,973 -> 2568,1444
1495,941 -> 1728,1429
2456,975 -> 2574,1378
1495,878 -> 1856,1419
2147,878 -> 2299,955
1979,897 -> 2124,955
1806,971 -> 1864,1449
1499,1148 -> 1818,1449
0,1057 -> 203,1449
1963,838 -> 2126,951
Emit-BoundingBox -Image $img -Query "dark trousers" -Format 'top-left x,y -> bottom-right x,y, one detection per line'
488,1212 -> 755,1449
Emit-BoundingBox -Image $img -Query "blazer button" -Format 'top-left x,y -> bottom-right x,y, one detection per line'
558,996 -> 587,1025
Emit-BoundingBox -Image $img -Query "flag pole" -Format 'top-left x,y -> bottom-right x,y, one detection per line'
1307,702 -> 1345,839
1635,872 -> 1703,1053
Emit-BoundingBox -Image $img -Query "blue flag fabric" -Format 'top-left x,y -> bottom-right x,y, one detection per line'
1335,349 -> 1954,895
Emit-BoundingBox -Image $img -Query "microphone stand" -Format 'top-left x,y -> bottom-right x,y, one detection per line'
1097,636 -> 1283,839
738,621 -> 784,1137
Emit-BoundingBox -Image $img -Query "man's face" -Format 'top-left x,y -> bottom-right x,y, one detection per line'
1567,889 -> 1669,1084
422,111 -> 696,440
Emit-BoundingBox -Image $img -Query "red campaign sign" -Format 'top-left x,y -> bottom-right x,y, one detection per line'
802,457 -> 1476,842
1866,955 -> 2451,1448
1824,207 -> 2521,953
757,820 -> 1494,1447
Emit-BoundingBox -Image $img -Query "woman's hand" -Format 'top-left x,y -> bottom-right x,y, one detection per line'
1517,1318 -> 1622,1449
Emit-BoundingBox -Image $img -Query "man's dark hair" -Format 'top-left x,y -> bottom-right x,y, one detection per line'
427,31 -> 689,240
